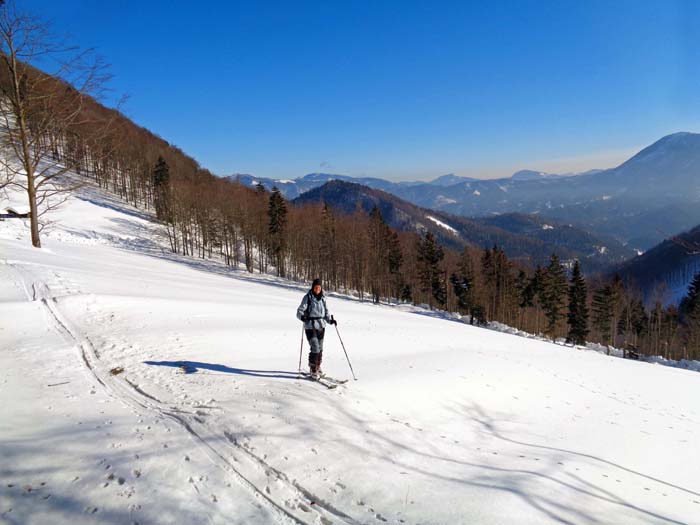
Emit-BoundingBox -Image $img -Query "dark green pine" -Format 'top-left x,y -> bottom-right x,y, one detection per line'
566,259 -> 589,345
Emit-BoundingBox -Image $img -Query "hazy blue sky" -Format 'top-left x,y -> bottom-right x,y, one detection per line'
22,0 -> 700,180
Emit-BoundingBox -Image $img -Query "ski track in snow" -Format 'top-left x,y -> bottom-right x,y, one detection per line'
2,182 -> 700,525
4,260 -> 354,525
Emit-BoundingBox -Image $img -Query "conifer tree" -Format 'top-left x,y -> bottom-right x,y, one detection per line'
540,254 -> 568,339
680,272 -> 700,359
610,274 -> 625,345
592,285 -> 614,345
451,248 -> 481,322
516,270 -> 534,309
591,276 -> 625,347
416,231 -> 446,308
387,229 -> 404,301
566,260 -> 589,345
529,265 -> 546,334
481,245 -> 515,323
267,186 -> 287,277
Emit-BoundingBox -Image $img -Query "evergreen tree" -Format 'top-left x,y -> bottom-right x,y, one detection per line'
416,232 -> 446,308
451,248 -> 481,322
680,272 -> 700,316
267,186 -> 287,277
481,245 -> 515,323
400,283 -> 413,303
516,270 -> 534,309
680,272 -> 700,359
529,265 -> 546,334
540,254 -> 568,339
152,156 -> 171,221
566,260 -> 589,345
387,229 -> 404,301
592,285 -> 614,345
609,274 -> 625,344
591,274 -> 625,346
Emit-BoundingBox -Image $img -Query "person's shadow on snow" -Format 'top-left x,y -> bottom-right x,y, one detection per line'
143,360 -> 300,380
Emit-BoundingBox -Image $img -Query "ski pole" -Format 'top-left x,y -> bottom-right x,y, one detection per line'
298,325 -> 304,373
334,324 -> 357,381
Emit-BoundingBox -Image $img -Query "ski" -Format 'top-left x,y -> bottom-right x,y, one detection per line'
299,372 -> 348,388
300,374 -> 337,389
299,371 -> 348,384
320,375 -> 349,385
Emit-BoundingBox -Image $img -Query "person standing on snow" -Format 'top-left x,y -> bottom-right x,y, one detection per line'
297,278 -> 336,378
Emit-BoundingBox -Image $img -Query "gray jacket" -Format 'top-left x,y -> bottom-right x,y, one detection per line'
296,291 -> 331,330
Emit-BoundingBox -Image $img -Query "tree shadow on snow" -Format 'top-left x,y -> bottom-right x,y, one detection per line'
287,397 -> 692,525
143,360 -> 301,380
0,417 -> 206,525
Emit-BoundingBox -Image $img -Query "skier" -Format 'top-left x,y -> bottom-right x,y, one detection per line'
297,278 -> 336,378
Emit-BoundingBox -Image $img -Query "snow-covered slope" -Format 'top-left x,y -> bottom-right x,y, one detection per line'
2,184 -> 700,525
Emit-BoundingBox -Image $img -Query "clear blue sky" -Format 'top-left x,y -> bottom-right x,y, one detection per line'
22,0 -> 700,180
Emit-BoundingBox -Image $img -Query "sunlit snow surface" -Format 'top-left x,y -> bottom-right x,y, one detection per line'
425,215 -> 458,235
1,184 -> 700,525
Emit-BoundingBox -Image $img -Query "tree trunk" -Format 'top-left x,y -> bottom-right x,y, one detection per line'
26,170 -> 41,248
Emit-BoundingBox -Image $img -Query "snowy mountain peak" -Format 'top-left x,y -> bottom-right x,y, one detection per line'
620,131 -> 700,168
610,131 -> 700,190
429,173 -> 478,186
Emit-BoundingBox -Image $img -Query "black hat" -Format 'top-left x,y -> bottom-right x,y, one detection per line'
312,278 -> 322,288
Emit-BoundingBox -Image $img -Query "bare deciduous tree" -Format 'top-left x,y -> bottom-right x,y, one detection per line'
0,0 -> 121,247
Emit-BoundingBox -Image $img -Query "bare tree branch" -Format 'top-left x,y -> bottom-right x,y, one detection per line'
0,0 -> 122,247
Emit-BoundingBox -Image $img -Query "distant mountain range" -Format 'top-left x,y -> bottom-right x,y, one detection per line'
291,180 -> 635,271
228,132 -> 700,250
227,167 -> 592,200
228,172 -> 424,200
228,168 -> 588,199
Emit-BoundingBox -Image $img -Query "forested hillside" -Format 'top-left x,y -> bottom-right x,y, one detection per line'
2,19 -> 700,364
293,180 -> 635,271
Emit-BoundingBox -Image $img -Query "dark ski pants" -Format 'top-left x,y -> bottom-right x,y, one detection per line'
306,328 -> 325,368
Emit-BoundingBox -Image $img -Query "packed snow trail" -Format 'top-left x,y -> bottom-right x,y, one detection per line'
2,185 -> 700,524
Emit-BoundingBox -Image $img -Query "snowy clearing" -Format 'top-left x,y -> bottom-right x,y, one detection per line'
1,184 -> 700,525
425,216 -> 458,235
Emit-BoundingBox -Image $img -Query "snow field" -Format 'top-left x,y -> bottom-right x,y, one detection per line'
1,184 -> 700,524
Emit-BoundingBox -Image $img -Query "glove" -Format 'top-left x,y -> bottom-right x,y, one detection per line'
302,311 -> 310,323
329,316 -> 337,326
